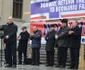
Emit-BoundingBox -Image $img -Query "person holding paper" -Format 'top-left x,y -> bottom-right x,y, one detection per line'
55,19 -> 69,68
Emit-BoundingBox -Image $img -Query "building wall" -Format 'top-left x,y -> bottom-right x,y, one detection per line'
0,0 -> 2,19
0,0 -> 30,24
1,0 -> 13,22
23,0 -> 31,22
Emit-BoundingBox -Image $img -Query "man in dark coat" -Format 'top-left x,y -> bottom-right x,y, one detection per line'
1,17 -> 17,67
18,27 -> 30,64
45,24 -> 56,66
30,26 -> 42,66
68,21 -> 81,69
55,19 -> 70,68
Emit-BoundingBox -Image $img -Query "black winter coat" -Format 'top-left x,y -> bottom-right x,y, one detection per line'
18,31 -> 30,52
69,26 -> 81,48
45,30 -> 56,51
2,22 -> 17,43
57,26 -> 70,47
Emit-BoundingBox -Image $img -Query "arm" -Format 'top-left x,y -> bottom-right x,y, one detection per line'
30,36 -> 33,40
8,25 -> 18,38
71,28 -> 81,37
30,32 -> 34,40
58,27 -> 70,39
48,31 -> 56,39
45,33 -> 49,41
33,30 -> 42,40
18,32 -> 22,40
0,25 -> 4,30
21,33 -> 30,41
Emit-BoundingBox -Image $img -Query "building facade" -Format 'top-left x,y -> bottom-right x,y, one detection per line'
0,0 -> 30,24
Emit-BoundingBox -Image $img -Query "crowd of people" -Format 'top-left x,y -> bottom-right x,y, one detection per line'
0,16 -> 81,69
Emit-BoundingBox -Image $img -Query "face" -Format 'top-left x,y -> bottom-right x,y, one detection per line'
50,27 -> 54,31
33,26 -> 38,31
8,17 -> 13,24
22,29 -> 27,32
61,22 -> 67,27
72,21 -> 78,27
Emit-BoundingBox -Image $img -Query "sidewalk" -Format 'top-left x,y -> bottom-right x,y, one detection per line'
0,65 -> 85,70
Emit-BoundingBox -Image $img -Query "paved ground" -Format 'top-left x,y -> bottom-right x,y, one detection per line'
0,65 -> 84,70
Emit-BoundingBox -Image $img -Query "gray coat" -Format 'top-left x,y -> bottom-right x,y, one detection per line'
57,26 -> 70,47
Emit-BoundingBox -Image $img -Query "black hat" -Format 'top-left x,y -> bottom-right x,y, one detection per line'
61,19 -> 68,23
22,26 -> 27,30
50,24 -> 55,27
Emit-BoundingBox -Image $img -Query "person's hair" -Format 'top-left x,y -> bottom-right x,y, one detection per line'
33,26 -> 37,28
22,26 -> 27,30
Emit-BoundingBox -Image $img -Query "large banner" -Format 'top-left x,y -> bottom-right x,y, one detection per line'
31,0 -> 85,20
30,21 -> 85,44
30,0 -> 85,44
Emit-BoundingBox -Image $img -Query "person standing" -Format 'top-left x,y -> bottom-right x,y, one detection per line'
30,26 -> 42,66
1,16 -> 18,67
55,19 -> 69,68
68,21 -> 81,69
18,27 -> 30,65
45,24 -> 56,66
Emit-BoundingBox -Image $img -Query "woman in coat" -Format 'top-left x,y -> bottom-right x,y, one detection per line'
18,27 -> 30,64
45,24 -> 56,66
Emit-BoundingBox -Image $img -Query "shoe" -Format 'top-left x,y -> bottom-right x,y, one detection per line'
50,64 -> 54,67
18,63 -> 22,65
5,65 -> 12,67
31,63 -> 35,65
68,66 -> 74,69
35,64 -> 39,66
12,65 -> 16,68
23,62 -> 27,64
46,64 -> 50,66
23,62 -> 28,65
55,64 -> 61,67
60,65 -> 65,68
4,62 -> 8,64
74,67 -> 78,69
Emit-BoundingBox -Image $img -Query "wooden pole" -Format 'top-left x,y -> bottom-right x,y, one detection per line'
79,44 -> 85,69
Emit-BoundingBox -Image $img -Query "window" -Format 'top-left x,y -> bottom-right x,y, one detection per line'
13,0 -> 23,19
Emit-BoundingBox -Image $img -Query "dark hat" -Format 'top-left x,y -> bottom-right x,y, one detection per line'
50,24 -> 55,27
54,24 -> 58,27
61,19 -> 68,23
22,26 -> 27,30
